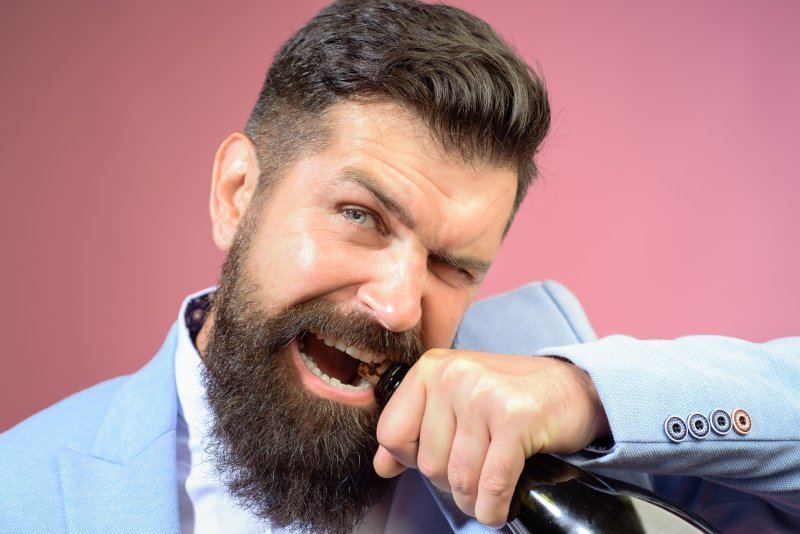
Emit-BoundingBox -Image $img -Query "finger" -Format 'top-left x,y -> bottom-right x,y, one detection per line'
447,422 -> 490,518
474,435 -> 525,528
375,364 -> 427,470
373,445 -> 409,478
415,393 -> 456,491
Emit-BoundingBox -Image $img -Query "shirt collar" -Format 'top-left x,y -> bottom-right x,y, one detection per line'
175,287 -> 215,432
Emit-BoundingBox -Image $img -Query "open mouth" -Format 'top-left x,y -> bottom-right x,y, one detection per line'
298,331 -> 386,392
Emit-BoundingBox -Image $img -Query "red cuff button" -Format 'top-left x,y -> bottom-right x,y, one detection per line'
731,408 -> 752,435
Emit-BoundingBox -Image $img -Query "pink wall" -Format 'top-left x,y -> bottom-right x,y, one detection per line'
1,1 -> 798,431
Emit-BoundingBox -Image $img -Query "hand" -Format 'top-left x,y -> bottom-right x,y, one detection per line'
373,349 -> 610,528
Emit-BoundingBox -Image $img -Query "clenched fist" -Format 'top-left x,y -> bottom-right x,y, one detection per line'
373,349 -> 610,528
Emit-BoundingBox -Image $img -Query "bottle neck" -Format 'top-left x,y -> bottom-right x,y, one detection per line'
374,362 -> 410,406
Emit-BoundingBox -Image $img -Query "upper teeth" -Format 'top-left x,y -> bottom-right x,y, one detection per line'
314,332 -> 384,364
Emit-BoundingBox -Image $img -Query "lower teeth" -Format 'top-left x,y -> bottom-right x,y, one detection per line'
300,352 -> 370,391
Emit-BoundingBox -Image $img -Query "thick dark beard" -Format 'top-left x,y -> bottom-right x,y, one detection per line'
202,229 -> 424,533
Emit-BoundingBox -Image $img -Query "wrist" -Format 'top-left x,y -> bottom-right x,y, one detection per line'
542,354 -> 611,445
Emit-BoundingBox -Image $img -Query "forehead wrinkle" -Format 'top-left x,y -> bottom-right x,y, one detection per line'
334,167 -> 494,275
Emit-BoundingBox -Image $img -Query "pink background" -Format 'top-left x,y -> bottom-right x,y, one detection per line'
1,1 -> 798,431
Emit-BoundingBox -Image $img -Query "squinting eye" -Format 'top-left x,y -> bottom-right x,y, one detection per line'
451,266 -> 475,284
342,207 -> 378,230
429,256 -> 477,286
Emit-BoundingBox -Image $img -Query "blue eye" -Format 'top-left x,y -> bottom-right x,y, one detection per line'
342,207 -> 378,230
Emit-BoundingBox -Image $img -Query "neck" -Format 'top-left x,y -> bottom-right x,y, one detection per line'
194,309 -> 216,362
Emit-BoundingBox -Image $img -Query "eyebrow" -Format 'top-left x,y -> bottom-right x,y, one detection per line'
430,251 -> 492,277
336,169 -> 416,229
334,168 -> 493,276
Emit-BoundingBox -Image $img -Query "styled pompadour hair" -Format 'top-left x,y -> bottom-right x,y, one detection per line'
245,0 -> 550,218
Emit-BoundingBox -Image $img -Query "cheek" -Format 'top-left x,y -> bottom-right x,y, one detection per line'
294,233 -> 319,273
251,227 -> 366,302
420,291 -> 471,349
287,233 -> 346,285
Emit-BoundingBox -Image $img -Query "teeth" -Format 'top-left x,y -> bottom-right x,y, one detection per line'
312,332 -> 385,365
300,352 -> 371,391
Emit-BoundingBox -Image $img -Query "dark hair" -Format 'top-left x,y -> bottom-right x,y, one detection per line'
245,0 -> 550,218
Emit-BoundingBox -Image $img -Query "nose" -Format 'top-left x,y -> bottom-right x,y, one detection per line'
357,247 -> 425,332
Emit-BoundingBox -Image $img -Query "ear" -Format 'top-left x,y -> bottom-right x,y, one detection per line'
209,132 -> 261,251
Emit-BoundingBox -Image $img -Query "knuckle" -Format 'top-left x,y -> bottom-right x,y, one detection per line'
500,396 -> 531,420
422,347 -> 448,358
413,349 -> 445,378
494,396 -> 539,431
440,357 -> 481,387
416,456 -> 444,481
418,348 -> 449,367
479,474 -> 514,500
447,465 -> 477,497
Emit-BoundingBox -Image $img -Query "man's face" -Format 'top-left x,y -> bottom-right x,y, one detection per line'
242,101 -> 516,393
202,100 -> 517,531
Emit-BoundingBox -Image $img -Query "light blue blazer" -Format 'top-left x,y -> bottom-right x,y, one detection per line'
1,281 -> 798,532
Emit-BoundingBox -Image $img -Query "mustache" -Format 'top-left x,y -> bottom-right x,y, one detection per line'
270,298 -> 425,367
203,288 -> 395,531
286,299 -> 425,365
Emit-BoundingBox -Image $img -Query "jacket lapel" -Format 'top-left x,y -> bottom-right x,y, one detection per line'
58,324 -> 181,533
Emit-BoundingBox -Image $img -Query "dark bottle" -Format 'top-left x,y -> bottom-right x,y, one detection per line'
370,362 -> 719,534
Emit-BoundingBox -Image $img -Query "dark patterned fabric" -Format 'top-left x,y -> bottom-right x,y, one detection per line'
184,291 -> 215,344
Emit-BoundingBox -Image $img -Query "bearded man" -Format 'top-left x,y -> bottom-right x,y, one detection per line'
2,0 -> 798,532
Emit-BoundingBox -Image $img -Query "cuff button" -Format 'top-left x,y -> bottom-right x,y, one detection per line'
665,416 -> 688,442
710,408 -> 732,435
687,413 -> 710,439
732,408 -> 752,435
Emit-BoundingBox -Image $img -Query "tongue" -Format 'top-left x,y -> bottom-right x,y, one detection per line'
302,334 -> 360,383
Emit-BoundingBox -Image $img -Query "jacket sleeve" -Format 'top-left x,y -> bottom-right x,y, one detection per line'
538,333 -> 800,523
458,281 -> 799,529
